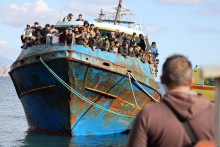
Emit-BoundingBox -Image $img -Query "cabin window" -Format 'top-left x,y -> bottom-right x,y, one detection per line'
204,78 -> 215,86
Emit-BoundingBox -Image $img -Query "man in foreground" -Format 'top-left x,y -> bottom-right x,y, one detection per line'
126,55 -> 214,147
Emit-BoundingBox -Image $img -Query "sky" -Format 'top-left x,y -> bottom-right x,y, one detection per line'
0,0 -> 219,81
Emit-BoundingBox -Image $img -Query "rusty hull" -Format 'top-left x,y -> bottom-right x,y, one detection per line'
9,44 -> 161,136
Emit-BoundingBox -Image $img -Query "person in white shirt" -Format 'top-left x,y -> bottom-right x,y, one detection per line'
47,30 -> 60,44
21,24 -> 33,48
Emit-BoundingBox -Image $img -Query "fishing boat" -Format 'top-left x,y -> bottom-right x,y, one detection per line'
9,0 -> 162,136
191,66 -> 215,101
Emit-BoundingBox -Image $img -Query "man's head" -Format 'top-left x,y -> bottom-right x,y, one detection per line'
90,24 -> 94,29
78,14 -> 82,20
80,27 -> 85,32
161,55 -> 193,91
34,22 -> 39,27
84,20 -> 89,27
74,27 -> 78,32
115,41 -> 119,47
64,27 -> 68,33
27,24 -> 31,29
110,39 -> 115,45
45,24 -> 50,28
133,32 -> 136,38
104,38 -> 109,43
95,27 -> 99,32
129,46 -> 134,53
68,27 -> 73,34
95,33 -> 100,39
139,34 -> 143,39
69,13 -> 73,19
123,42 -> 129,49
152,42 -> 156,48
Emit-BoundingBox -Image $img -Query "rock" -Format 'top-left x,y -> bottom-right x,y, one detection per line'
0,66 -> 10,77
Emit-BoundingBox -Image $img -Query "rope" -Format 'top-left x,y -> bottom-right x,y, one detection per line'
39,57 -> 135,118
128,73 -> 140,112
129,73 -> 160,102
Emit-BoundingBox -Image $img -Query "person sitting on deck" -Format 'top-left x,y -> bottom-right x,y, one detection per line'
41,24 -> 50,44
100,38 -> 109,51
126,55 -> 215,147
113,41 -> 120,54
134,46 -> 140,57
89,33 -> 102,51
47,30 -> 60,44
118,42 -> 129,58
101,32 -> 108,40
32,22 -> 42,45
118,32 -> 126,46
21,23 -> 33,48
124,35 -> 131,46
115,29 -> 120,39
22,38 -> 35,49
89,24 -> 96,38
128,46 -> 136,57
83,20 -> 90,33
63,27 -> 74,49
138,34 -> 146,51
131,32 -> 137,44
94,27 -> 100,35
77,27 -> 89,47
50,25 -> 57,34
76,14 -> 84,21
108,39 -> 115,53
63,13 -> 73,22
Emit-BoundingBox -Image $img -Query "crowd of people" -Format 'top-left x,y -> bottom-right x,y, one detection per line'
21,13 -> 159,76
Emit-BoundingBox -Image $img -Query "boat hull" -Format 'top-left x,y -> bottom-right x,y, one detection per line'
10,45 -> 161,136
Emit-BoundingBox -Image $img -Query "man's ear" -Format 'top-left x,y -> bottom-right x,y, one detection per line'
190,77 -> 194,87
160,75 -> 164,84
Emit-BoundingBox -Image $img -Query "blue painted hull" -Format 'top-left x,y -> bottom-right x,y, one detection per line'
9,45 -> 161,136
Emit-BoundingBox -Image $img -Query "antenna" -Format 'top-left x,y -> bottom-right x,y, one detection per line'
59,0 -> 65,21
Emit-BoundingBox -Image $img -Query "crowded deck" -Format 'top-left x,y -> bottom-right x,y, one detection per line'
20,13 -> 159,77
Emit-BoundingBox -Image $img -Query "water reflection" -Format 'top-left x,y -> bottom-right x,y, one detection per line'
19,130 -> 128,147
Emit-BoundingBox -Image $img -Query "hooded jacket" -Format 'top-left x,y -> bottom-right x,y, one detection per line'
126,90 -> 214,147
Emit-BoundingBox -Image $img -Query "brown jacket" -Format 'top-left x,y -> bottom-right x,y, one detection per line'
126,90 -> 214,147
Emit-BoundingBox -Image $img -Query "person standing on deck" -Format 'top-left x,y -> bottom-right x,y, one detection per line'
76,14 -> 84,21
63,28 -> 75,49
63,13 -> 73,21
138,34 -> 146,51
126,55 -> 214,147
150,42 -> 159,63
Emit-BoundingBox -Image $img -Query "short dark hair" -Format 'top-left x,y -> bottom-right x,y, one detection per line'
162,55 -> 192,88
45,24 -> 50,27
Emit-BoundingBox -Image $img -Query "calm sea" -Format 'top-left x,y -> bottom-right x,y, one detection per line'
0,77 -> 165,147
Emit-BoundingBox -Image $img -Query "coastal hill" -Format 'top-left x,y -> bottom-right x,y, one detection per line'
0,56 -> 13,77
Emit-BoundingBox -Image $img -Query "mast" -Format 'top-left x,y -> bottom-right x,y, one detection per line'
114,0 -> 122,25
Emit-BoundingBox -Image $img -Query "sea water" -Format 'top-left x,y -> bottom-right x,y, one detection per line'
0,77 -> 165,147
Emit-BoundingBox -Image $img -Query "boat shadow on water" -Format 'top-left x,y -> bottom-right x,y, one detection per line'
20,129 -> 128,147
